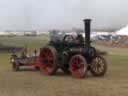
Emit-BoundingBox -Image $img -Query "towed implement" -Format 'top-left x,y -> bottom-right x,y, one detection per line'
10,49 -> 40,71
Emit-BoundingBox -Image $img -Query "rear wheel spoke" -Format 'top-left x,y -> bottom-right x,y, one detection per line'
39,47 -> 58,75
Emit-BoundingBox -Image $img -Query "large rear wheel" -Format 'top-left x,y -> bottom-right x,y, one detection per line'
69,55 -> 88,78
90,56 -> 107,76
39,46 -> 58,75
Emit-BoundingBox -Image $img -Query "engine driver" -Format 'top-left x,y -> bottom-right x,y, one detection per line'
76,34 -> 84,44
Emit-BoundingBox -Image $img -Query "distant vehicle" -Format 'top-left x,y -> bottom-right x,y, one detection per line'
94,35 -> 113,41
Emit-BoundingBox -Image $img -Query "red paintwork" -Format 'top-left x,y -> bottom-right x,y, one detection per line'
18,56 -> 41,68
19,63 -> 35,66
38,48 -> 54,75
69,55 -> 85,78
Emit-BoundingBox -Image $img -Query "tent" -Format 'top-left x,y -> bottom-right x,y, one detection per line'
116,25 -> 128,36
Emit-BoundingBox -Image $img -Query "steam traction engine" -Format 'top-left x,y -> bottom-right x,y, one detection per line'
39,19 -> 107,78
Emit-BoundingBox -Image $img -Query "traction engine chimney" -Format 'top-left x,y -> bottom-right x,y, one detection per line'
83,19 -> 91,47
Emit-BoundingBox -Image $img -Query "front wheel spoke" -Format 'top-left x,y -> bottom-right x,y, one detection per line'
92,63 -> 97,70
97,66 -> 101,73
90,56 -> 107,76
98,60 -> 102,65
94,65 -> 98,72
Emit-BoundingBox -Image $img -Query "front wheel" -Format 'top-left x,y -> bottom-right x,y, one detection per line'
69,55 -> 88,78
90,56 -> 107,76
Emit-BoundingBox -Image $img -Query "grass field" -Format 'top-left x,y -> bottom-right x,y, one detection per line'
0,36 -> 128,96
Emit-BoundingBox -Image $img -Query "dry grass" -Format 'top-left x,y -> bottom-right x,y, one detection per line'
0,36 -> 128,96
94,44 -> 128,56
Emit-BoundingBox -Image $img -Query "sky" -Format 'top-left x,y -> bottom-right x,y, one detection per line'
0,0 -> 128,31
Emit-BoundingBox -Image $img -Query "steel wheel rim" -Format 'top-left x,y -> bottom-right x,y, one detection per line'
91,56 -> 106,74
40,48 -> 54,75
69,55 -> 87,78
